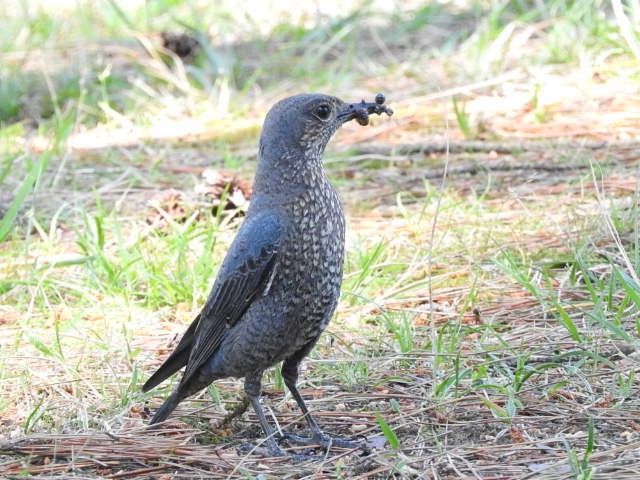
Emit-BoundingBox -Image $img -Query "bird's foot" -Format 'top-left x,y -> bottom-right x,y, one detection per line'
236,442 -> 319,462
280,432 -> 371,455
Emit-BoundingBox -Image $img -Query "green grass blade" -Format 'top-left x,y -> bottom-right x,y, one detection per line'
452,96 -> 472,139
615,267 -> 640,309
0,152 -> 51,242
376,413 -> 399,450
553,303 -> 582,342
480,396 -> 509,419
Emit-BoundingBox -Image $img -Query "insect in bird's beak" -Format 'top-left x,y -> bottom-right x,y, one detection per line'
337,93 -> 394,126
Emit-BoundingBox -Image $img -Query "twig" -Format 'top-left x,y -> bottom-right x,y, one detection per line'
428,102 -> 450,394
419,160 -> 588,179
107,465 -> 168,479
348,139 -> 640,156
217,395 -> 250,428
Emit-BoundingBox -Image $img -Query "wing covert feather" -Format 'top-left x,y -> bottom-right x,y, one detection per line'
180,212 -> 284,385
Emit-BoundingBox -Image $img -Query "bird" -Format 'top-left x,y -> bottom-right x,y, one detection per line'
142,92 -> 393,457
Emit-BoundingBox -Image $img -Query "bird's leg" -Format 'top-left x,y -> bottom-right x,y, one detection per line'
239,373 -> 320,461
241,373 -> 286,457
281,358 -> 370,453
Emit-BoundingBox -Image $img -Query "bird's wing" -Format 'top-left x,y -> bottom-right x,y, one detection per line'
179,211 -> 284,386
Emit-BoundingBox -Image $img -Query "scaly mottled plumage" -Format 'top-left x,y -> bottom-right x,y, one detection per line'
143,93 -> 393,457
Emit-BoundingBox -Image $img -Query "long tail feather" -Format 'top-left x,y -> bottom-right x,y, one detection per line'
149,391 -> 181,424
142,317 -> 199,392
142,348 -> 190,392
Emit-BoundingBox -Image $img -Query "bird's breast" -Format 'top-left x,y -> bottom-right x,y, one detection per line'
272,183 -> 345,336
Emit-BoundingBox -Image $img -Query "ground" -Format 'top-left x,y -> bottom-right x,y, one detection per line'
1,1 -> 640,479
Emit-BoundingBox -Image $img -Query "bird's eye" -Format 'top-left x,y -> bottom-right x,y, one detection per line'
313,104 -> 332,121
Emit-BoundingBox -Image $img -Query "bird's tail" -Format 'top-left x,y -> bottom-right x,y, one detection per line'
148,375 -> 213,425
149,391 -> 181,425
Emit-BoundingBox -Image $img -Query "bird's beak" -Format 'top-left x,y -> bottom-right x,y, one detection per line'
337,94 -> 394,126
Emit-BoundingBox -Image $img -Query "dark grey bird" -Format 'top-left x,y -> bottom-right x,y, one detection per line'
143,93 -> 393,457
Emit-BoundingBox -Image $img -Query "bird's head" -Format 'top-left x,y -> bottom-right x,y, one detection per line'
258,93 -> 393,171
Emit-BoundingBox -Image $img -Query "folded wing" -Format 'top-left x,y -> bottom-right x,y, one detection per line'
142,211 -> 285,392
